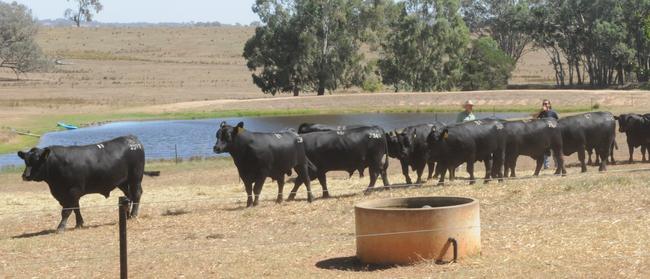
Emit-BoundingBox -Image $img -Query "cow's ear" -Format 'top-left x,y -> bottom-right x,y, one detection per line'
236,122 -> 245,134
40,148 -> 51,161
17,151 -> 25,159
440,129 -> 449,140
220,121 -> 227,128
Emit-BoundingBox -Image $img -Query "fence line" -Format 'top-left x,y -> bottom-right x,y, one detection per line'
7,217 -> 650,269
2,165 -> 650,217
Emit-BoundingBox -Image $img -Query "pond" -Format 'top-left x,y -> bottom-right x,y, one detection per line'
0,112 -> 529,169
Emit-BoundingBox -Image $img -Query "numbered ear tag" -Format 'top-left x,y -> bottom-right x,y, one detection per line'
237,127 -> 245,134
443,132 -> 449,140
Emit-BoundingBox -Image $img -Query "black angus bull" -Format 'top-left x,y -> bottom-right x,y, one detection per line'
297,123 -> 365,134
386,122 -> 445,184
290,126 -> 390,197
298,123 -> 367,178
502,118 -> 566,177
615,113 -> 650,162
558,112 -> 616,172
17,136 -> 150,233
427,119 -> 506,185
213,121 -> 314,207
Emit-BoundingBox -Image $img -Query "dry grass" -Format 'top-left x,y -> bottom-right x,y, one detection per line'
2,140 -> 650,278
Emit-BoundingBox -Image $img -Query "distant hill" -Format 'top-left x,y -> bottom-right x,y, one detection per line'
38,18 -> 251,28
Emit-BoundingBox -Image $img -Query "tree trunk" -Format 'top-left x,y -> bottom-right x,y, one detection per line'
293,87 -> 299,97
317,86 -> 325,96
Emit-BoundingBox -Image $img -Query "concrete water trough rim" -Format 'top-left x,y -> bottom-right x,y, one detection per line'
355,196 -> 478,211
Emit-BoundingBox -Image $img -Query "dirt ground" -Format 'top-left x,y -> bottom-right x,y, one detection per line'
2,138 -> 650,278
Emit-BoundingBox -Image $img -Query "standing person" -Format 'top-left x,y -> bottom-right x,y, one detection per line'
456,100 -> 476,123
537,99 -> 559,120
537,99 -> 559,168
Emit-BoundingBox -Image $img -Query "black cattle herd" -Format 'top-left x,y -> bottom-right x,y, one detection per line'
14,111 -> 650,232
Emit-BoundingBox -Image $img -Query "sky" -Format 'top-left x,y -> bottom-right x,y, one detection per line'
12,0 -> 259,24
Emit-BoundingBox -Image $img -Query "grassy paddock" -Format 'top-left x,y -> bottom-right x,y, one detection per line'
1,151 -> 650,278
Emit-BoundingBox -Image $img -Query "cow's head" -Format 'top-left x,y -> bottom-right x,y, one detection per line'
616,114 -> 636,133
17,148 -> 50,182
213,121 -> 244,154
426,126 -> 448,155
386,131 -> 402,159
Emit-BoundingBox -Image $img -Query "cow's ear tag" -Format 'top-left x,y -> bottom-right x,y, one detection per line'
237,127 -> 245,134
443,131 -> 449,140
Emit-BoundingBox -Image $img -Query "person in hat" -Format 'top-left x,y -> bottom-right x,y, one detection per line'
536,99 -> 559,169
456,100 -> 476,123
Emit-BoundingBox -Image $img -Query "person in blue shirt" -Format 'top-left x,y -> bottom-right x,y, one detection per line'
537,99 -> 559,120
537,99 -> 559,168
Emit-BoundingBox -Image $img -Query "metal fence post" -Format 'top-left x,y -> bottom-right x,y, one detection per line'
175,144 -> 179,164
119,196 -> 130,279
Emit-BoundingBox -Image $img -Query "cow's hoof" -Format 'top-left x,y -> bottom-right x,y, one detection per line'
286,195 -> 296,201
436,182 -> 444,186
75,224 -> 84,229
363,189 -> 373,195
307,195 -> 314,203
55,228 -> 65,234
322,193 -> 331,199
275,198 -> 283,204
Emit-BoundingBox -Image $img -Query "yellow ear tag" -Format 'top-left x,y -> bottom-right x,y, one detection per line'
237,127 -> 245,134
443,132 -> 449,140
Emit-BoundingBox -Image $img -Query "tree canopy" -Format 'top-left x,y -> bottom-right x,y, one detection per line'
243,0 -> 372,96
0,1 -> 47,79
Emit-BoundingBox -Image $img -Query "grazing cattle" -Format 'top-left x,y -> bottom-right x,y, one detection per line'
426,119 -> 507,185
615,113 -> 650,163
502,118 -> 566,177
386,122 -> 445,184
17,136 -> 148,233
558,112 -> 616,172
290,126 -> 390,196
213,121 -> 314,207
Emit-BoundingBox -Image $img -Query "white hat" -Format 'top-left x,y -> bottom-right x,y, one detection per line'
464,100 -> 474,106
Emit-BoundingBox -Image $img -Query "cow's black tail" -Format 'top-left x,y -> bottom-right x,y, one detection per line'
144,171 -> 161,177
306,158 -> 318,180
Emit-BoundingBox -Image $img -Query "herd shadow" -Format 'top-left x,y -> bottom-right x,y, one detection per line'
11,222 -> 116,239
315,256 -> 397,272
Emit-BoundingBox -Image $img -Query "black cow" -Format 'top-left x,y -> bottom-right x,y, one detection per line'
427,119 -> 506,185
502,118 -> 566,177
558,112 -> 616,172
17,136 -> 148,233
298,123 -> 367,178
615,113 -> 650,163
297,123 -> 364,134
386,122 -> 445,184
213,121 -> 314,207
290,126 -> 390,197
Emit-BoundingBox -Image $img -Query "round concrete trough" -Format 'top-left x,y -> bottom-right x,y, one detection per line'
355,196 -> 480,265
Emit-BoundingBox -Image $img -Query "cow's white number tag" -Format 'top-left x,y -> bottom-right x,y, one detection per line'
97,144 -> 105,149
585,114 -> 591,119
495,123 -> 504,130
296,136 -> 303,143
474,120 -> 483,126
547,121 -> 557,128
368,132 -> 382,139
336,130 -> 345,136
274,133 -> 282,139
129,144 -> 142,151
